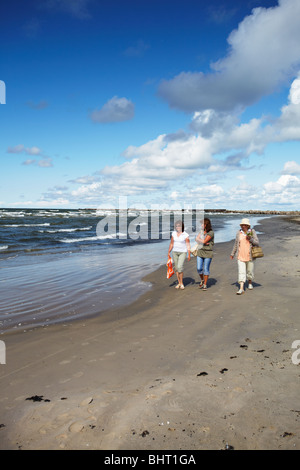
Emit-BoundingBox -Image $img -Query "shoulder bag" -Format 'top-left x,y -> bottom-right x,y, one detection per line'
251,245 -> 264,259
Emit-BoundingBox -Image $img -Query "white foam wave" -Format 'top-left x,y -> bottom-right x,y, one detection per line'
59,236 -> 98,243
39,226 -> 92,233
3,223 -> 51,227
59,232 -> 127,243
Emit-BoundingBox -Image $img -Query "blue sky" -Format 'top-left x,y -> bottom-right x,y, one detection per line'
1,0 -> 300,210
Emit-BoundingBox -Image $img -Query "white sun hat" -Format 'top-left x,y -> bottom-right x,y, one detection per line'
240,218 -> 251,226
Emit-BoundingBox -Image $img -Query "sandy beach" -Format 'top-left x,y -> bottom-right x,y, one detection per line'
0,215 -> 299,450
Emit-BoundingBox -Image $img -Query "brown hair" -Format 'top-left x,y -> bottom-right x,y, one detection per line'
204,218 -> 212,232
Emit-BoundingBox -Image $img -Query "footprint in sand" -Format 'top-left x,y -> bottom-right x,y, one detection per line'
166,398 -> 183,411
73,371 -> 84,378
80,397 -> 93,406
68,421 -> 85,433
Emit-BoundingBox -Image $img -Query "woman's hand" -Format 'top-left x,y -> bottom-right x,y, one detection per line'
186,238 -> 191,260
168,237 -> 174,257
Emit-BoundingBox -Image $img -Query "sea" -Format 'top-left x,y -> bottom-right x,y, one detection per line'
0,208 -> 268,334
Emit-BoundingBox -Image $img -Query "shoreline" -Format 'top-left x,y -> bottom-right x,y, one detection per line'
0,215 -> 299,450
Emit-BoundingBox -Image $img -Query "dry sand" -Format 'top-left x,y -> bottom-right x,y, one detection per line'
0,216 -> 299,450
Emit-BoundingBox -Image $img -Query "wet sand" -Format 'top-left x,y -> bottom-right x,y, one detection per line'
0,216 -> 299,450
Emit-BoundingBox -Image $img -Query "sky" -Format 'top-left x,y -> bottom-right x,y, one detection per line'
1,0 -> 300,211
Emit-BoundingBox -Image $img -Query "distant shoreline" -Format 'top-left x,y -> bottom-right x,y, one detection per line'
1,207 -> 300,216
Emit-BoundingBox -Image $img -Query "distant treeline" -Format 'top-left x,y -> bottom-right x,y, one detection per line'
204,209 -> 300,215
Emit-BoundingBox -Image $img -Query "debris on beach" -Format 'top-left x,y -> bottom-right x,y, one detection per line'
25,395 -> 50,403
224,443 -> 235,450
281,432 -> 294,438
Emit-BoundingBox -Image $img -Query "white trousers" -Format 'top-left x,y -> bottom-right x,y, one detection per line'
237,259 -> 254,283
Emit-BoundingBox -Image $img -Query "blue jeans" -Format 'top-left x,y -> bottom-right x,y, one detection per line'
197,256 -> 212,276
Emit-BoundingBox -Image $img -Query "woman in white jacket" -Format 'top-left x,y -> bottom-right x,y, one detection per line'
230,218 -> 259,295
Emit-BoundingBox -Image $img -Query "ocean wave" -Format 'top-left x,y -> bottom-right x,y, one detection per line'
0,212 -> 25,217
59,236 -> 99,243
0,209 -> 97,219
0,245 -> 8,250
3,223 -> 51,227
59,232 -> 128,243
39,226 -> 92,233
96,210 -> 116,216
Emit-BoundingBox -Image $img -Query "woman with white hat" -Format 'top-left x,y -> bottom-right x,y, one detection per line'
230,218 -> 259,295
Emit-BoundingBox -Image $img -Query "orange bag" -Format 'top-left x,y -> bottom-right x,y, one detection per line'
166,255 -> 174,279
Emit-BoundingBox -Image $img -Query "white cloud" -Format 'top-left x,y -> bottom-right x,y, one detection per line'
7,145 -> 42,155
191,73 -> 300,155
90,96 -> 135,123
69,175 -> 99,184
263,174 -> 300,194
289,75 -> 300,105
191,184 -> 224,198
190,110 -> 238,137
26,146 -> 42,156
261,171 -> 300,206
71,182 -> 102,198
7,144 -> 25,153
101,133 -> 213,194
22,158 -> 53,167
281,161 -> 300,175
100,110 -> 266,194
38,158 -> 53,167
6,144 -> 55,168
158,0 -> 300,113
22,159 -> 36,166
269,73 -> 300,142
122,135 -> 166,160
